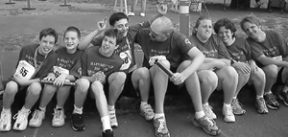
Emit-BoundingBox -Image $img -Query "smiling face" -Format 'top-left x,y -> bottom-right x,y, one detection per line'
242,22 -> 262,40
38,35 -> 56,55
218,26 -> 234,45
113,18 -> 129,38
64,31 -> 79,51
100,35 -> 117,57
196,19 -> 213,41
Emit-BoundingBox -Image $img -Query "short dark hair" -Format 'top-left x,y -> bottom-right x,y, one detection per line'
240,14 -> 261,31
104,28 -> 121,43
214,18 -> 237,37
64,26 -> 81,39
39,28 -> 58,43
109,12 -> 129,27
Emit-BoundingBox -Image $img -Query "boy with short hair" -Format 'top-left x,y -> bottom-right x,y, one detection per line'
0,28 -> 58,131
72,28 -> 123,137
29,26 -> 84,128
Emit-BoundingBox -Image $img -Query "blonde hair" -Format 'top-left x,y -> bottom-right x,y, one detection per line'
151,16 -> 174,35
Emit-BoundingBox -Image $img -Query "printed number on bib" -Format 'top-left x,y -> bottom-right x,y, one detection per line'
119,51 -> 132,70
53,66 -> 69,77
149,55 -> 167,66
14,60 -> 36,80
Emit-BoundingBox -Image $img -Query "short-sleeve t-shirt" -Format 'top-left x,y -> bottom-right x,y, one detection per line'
135,29 -> 194,68
226,37 -> 252,62
91,21 -> 150,73
54,47 -> 83,78
81,46 -> 124,77
247,30 -> 288,64
189,35 -> 231,59
16,44 -> 56,79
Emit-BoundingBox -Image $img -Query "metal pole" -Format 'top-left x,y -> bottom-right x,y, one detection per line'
60,0 -> 71,7
179,0 -> 190,37
5,0 -> 15,5
22,0 -> 36,10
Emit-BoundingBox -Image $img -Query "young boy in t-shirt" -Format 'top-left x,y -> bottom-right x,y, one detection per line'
0,28 -> 58,131
29,26 -> 83,128
71,28 -> 123,137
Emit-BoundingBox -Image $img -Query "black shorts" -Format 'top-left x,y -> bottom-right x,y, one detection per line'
277,67 -> 285,85
121,72 -> 139,98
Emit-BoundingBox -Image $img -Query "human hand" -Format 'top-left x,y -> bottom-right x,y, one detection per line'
149,55 -> 167,66
53,74 -> 67,86
97,17 -> 107,31
93,71 -> 106,84
42,74 -> 56,82
214,60 -> 227,69
170,72 -> 186,85
233,62 -> 251,74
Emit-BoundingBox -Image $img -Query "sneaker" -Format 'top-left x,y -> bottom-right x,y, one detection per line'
102,129 -> 114,137
0,111 -> 12,131
109,109 -> 118,128
127,12 -> 135,16
52,108 -> 66,127
71,113 -> 85,131
140,104 -> 155,121
202,104 -> 217,120
29,110 -> 45,127
264,93 -> 280,110
153,117 -> 170,137
140,12 -> 145,17
192,116 -> 221,136
278,91 -> 288,106
231,99 -> 246,115
255,97 -> 269,114
222,105 -> 235,123
13,110 -> 30,131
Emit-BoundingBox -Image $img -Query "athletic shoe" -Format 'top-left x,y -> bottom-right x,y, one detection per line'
192,116 -> 221,136
153,117 -> 170,137
0,110 -> 12,131
278,91 -> 288,106
231,99 -> 246,115
29,109 -> 45,127
52,108 -> 66,127
202,104 -> 217,120
102,129 -> 114,137
140,104 -> 155,121
71,113 -> 85,131
264,93 -> 280,110
127,12 -> 135,16
222,105 -> 235,123
109,109 -> 118,128
255,97 -> 269,114
13,110 -> 30,131
140,12 -> 145,17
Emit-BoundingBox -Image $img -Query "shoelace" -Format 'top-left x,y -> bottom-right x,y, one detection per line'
13,110 -> 30,122
142,104 -> 153,113
203,105 -> 213,115
0,112 -> 9,124
200,116 -> 214,127
233,99 -> 243,109
157,118 -> 166,132
53,110 -> 63,119
267,94 -> 277,103
33,110 -> 44,119
225,106 -> 233,116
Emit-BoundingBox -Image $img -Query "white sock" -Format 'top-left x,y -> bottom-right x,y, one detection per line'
233,96 -> 237,99
256,95 -> 263,99
73,105 -> 83,114
108,105 -> 115,111
154,113 -> 165,119
55,105 -> 63,110
39,107 -> 46,112
140,102 -> 148,107
195,111 -> 205,119
223,103 -> 231,108
21,107 -> 30,113
101,116 -> 112,131
2,108 -> 11,113
203,103 -> 209,107
264,91 -> 273,95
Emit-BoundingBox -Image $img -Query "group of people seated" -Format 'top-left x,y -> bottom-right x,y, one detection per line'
0,3 -> 288,137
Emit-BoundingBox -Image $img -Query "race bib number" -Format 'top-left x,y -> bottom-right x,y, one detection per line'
53,66 -> 69,77
14,60 -> 36,80
149,55 -> 167,66
119,51 -> 132,70
272,56 -> 282,61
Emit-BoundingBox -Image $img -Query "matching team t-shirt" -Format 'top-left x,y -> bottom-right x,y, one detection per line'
247,30 -> 288,66
189,35 -> 231,59
81,46 -> 124,77
226,37 -> 252,62
15,44 -> 56,79
135,29 -> 194,69
90,21 -> 150,73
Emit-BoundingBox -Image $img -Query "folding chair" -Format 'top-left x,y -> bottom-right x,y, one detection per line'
114,0 -> 128,14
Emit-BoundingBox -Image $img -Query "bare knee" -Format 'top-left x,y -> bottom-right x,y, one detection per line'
76,78 -> 90,93
27,82 -> 42,95
43,84 -> 57,94
91,81 -> 104,96
199,71 -> 218,89
221,66 -> 238,79
136,67 -> 150,80
5,81 -> 19,95
262,65 -> 278,80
